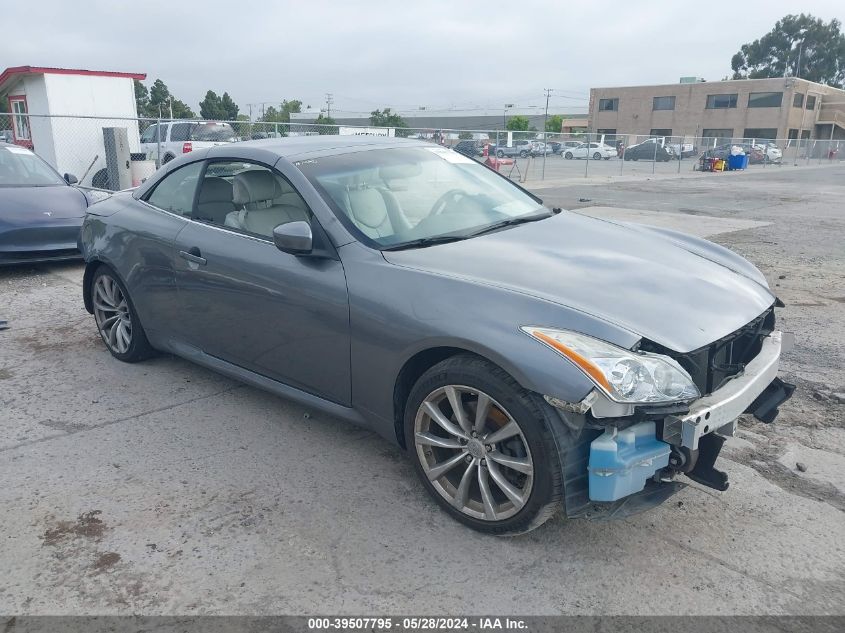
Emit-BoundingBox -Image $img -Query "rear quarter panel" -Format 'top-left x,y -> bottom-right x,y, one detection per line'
81,193 -> 188,343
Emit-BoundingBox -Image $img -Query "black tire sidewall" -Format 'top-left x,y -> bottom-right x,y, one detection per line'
404,355 -> 560,534
91,266 -> 152,363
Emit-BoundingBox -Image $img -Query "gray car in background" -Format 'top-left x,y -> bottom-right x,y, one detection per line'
79,136 -> 793,534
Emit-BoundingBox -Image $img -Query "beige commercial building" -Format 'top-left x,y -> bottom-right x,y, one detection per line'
589,77 -> 845,142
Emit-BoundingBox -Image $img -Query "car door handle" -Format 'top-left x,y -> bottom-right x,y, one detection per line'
179,248 -> 207,266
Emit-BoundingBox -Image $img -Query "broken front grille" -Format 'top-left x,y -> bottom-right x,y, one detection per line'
640,306 -> 775,396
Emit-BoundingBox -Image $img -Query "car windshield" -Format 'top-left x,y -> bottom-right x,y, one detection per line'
0,145 -> 65,187
190,123 -> 236,142
297,146 -> 549,248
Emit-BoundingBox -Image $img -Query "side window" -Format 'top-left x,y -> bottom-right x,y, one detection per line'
194,161 -> 311,239
139,124 -> 166,143
169,123 -> 192,142
145,161 -> 204,216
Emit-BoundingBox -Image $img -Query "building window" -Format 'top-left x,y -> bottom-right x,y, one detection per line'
788,129 -> 799,140
9,96 -> 31,143
748,92 -> 783,108
705,94 -> 737,109
650,128 -> 672,136
793,93 -> 804,108
596,128 -> 618,143
652,96 -> 675,111
702,129 -> 734,142
806,95 -> 817,110
598,98 -> 618,112
743,128 -> 778,141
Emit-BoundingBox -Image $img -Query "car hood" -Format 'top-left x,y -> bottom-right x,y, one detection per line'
382,212 -> 775,353
0,185 -> 88,221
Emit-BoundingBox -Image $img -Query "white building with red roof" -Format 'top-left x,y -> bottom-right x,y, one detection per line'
0,66 -> 147,185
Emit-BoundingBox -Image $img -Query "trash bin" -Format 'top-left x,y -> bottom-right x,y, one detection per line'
130,152 -> 157,187
728,154 -> 748,170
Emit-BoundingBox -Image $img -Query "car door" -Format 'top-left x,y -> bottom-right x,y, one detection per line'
172,158 -> 351,405
129,159 -> 205,334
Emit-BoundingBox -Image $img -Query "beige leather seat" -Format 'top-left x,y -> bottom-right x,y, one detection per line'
323,182 -> 411,239
195,177 -> 234,224
224,170 -> 309,237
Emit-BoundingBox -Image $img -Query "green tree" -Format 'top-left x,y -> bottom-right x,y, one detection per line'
545,114 -> 563,133
314,113 -> 338,135
731,14 -> 845,87
506,115 -> 529,131
134,79 -> 152,117
258,99 -> 302,123
220,92 -> 239,120
143,78 -> 194,118
199,90 -> 227,119
369,108 -> 407,128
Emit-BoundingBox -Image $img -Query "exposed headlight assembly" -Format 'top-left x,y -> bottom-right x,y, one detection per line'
522,327 -> 700,404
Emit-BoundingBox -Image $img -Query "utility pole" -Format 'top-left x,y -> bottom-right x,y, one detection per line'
542,89 -> 552,179
325,93 -> 334,118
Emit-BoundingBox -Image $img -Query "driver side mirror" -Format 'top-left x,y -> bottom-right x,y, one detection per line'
64,173 -> 78,185
273,221 -> 312,255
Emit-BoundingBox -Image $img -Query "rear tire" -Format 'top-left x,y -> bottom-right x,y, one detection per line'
564,152 -> 573,160
519,150 -> 529,158
404,354 -> 562,535
496,150 -> 505,158
91,266 -> 154,363
162,153 -> 175,164
593,152 -> 602,160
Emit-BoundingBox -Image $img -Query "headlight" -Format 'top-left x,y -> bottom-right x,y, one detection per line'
522,327 -> 700,404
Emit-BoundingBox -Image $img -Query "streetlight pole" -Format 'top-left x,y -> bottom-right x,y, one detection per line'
503,103 -> 513,149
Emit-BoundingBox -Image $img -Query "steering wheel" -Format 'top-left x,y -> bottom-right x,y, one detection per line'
429,189 -> 471,217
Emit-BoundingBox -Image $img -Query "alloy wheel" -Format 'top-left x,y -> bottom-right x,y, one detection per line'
414,385 -> 534,521
93,274 -> 133,354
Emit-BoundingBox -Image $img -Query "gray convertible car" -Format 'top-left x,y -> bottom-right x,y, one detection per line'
79,136 -> 793,534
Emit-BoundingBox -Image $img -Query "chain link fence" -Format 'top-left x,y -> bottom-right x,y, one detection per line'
2,112 -> 843,190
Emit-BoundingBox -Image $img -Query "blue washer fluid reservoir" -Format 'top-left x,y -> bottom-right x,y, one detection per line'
588,421 -> 671,502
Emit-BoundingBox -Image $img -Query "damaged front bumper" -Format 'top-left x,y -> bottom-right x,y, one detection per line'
663,331 -> 793,450
548,330 -> 795,515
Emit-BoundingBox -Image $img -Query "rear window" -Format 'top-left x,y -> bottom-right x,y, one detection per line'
190,123 -> 236,142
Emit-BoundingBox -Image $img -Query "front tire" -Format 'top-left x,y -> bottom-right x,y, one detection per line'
564,152 -> 573,159
91,266 -> 154,363
592,152 -> 602,160
405,355 -> 562,534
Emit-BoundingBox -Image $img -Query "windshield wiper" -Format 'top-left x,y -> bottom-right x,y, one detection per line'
381,235 -> 468,251
466,211 -> 553,238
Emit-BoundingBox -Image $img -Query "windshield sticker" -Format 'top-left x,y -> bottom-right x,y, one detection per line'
4,145 -> 32,154
424,146 -> 474,164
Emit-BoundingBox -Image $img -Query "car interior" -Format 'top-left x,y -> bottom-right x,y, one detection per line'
191,164 -> 310,238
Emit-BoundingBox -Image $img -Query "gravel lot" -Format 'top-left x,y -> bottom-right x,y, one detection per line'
1,165 -> 843,615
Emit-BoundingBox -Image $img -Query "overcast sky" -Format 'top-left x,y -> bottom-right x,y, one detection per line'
3,0 -> 843,116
